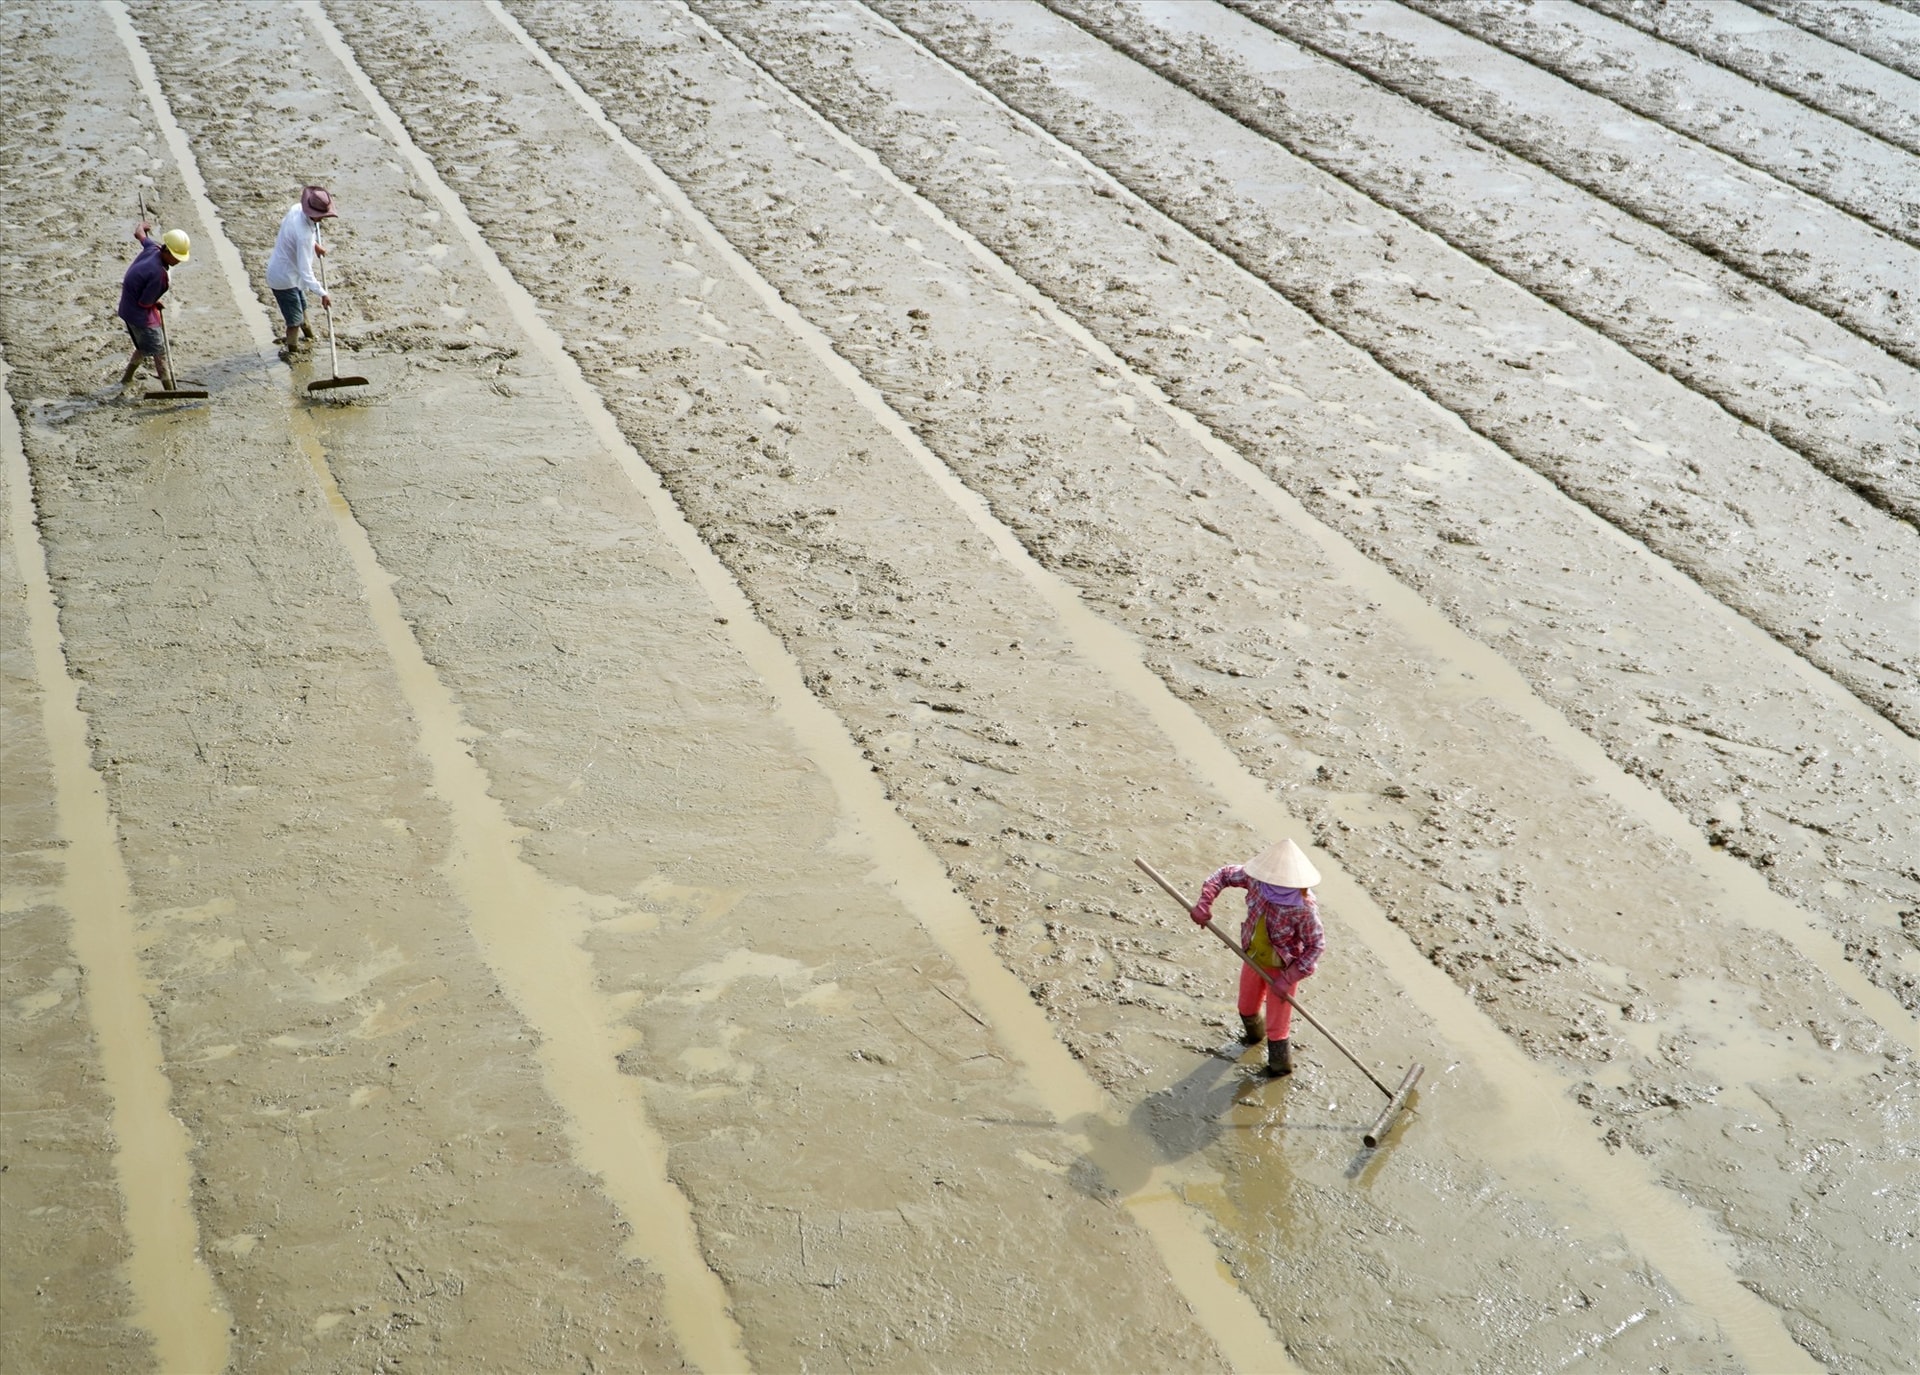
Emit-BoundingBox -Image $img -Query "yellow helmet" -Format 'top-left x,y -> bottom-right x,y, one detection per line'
161,228 -> 191,261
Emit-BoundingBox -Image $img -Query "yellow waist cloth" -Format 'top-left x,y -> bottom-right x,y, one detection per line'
1246,917 -> 1278,969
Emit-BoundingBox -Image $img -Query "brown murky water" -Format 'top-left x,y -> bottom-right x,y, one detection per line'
2,0 -> 1913,1371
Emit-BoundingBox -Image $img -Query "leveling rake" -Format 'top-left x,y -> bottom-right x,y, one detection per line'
1135,857 -> 1424,1147
136,196 -> 207,403
307,228 -> 367,394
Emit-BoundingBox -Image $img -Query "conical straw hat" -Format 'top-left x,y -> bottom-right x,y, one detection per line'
1244,838 -> 1321,888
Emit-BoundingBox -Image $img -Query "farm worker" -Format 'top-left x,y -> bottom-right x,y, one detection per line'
117,221 -> 190,390
1191,837 -> 1325,1077
266,185 -> 336,356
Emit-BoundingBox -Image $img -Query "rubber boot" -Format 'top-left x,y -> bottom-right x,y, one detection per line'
301,321 -> 315,340
1265,1038 -> 1292,1078
1239,1013 -> 1265,1046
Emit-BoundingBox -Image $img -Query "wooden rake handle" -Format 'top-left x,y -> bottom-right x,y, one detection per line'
317,229 -> 340,375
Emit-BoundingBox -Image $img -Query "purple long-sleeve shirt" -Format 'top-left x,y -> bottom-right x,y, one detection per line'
1194,864 -> 1325,977
117,235 -> 169,328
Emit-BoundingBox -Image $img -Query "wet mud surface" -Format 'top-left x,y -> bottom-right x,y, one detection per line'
2,1 -> 1915,1372
1,386 -> 146,1375
1392,0 -> 1920,241
1577,0 -> 1920,154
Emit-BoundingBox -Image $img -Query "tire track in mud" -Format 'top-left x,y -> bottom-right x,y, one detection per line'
1046,0 -> 1920,525
1391,0 -> 1920,247
1575,0 -> 1920,155
2,345 -> 227,1373
345,0 -> 1899,1366
125,5 -> 748,1367
859,0 -> 1919,741
802,0 -> 1919,1015
1750,0 -> 1920,77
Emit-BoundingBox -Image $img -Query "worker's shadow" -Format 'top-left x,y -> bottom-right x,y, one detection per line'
976,1040 -> 1391,1202
1135,1043 -> 1262,1161
1066,1043 -> 1268,1202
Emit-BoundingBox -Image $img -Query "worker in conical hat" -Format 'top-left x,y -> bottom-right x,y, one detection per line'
1190,838 -> 1325,1077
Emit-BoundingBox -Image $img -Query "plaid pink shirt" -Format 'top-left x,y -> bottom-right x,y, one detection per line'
1194,865 -> 1325,977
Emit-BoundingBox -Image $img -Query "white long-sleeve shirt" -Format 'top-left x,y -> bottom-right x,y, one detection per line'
265,203 -> 325,296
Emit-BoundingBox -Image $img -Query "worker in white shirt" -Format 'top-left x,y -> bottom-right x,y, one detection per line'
265,185 -> 336,357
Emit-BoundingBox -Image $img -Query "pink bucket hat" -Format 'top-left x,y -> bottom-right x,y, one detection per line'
300,185 -> 339,219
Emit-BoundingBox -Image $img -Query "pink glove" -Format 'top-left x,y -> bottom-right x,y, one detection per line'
1190,905 -> 1211,926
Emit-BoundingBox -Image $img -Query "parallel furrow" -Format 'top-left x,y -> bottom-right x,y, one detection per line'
1393,0 -> 1920,249
338,0 -> 1912,1363
1050,0 -> 1919,524
1575,0 -> 1920,154
6,0 -> 1915,1368
319,1 -> 1766,1366
1748,0 -> 1920,76
858,0 -> 1918,739
1215,0 -> 1920,374
119,0 -> 1305,1367
672,0 -> 1920,1016
502,0 -> 1911,1363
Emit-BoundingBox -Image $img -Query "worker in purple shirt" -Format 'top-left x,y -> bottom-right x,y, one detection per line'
1191,837 -> 1326,1077
117,220 -> 191,391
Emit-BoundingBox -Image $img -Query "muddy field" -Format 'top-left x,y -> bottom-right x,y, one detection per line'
1,1 -> 1914,1371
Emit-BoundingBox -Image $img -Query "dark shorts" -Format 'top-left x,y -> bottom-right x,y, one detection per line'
123,318 -> 165,355
273,287 -> 307,328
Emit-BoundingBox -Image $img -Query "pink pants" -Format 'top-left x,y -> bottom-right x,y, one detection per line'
1238,963 -> 1305,1040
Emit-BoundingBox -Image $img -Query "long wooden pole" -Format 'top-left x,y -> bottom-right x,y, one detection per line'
1135,856 -> 1397,1098
321,235 -> 340,379
308,228 -> 368,391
